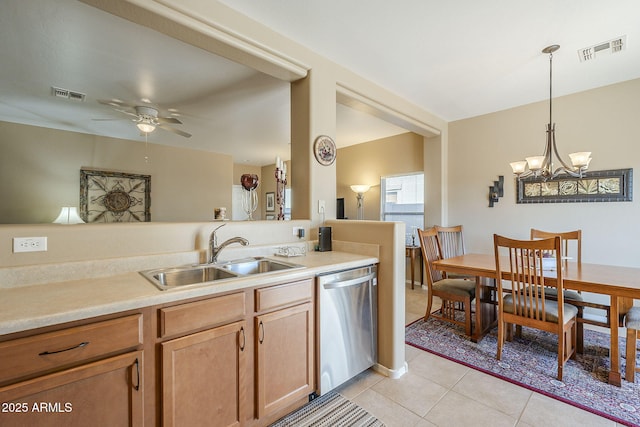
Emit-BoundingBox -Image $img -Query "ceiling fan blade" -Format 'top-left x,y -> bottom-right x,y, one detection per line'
113,108 -> 139,118
158,124 -> 191,138
98,99 -> 135,108
156,116 -> 182,124
92,118 -> 125,121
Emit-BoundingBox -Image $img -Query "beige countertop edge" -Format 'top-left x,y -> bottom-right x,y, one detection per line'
0,252 -> 378,336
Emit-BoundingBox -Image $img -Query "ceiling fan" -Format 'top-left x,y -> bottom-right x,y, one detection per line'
96,99 -> 192,138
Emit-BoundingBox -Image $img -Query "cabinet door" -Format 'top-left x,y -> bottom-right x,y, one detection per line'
0,350 -> 143,427
162,321 -> 247,427
256,302 -> 314,419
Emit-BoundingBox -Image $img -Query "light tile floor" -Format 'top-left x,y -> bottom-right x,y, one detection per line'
334,284 -> 623,427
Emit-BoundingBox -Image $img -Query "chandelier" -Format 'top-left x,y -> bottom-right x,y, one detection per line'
510,45 -> 591,180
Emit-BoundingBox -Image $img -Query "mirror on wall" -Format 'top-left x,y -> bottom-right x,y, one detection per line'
0,0 -> 291,223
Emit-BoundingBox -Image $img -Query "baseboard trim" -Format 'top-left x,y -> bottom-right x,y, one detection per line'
372,361 -> 408,379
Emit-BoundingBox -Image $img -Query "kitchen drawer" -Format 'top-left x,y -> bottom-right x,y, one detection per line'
0,314 -> 143,384
159,292 -> 246,338
255,279 -> 314,312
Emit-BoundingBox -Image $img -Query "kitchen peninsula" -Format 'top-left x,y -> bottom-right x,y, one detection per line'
0,220 -> 405,426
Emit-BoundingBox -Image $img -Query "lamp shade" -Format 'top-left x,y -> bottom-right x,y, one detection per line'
510,161 -> 527,174
53,207 -> 85,224
525,156 -> 545,171
350,184 -> 371,194
569,152 -> 592,167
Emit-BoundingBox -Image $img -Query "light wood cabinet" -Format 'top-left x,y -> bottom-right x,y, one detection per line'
157,280 -> 315,426
0,275 -> 318,426
158,292 -> 248,427
0,350 -> 144,426
0,314 -> 143,385
255,279 -> 315,420
161,321 -> 247,427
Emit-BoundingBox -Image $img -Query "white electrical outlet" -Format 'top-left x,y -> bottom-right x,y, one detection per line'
318,200 -> 326,214
13,237 -> 48,253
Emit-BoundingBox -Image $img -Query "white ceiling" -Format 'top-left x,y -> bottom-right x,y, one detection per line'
221,0 -> 640,121
2,0 -> 639,166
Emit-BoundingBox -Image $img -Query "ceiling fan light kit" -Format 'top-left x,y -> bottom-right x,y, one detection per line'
97,99 -> 191,138
135,106 -> 158,134
136,121 -> 156,133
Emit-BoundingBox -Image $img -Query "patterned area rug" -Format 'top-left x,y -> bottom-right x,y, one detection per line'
406,318 -> 640,426
269,391 -> 385,427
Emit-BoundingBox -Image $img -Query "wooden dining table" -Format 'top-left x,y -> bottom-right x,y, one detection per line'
433,253 -> 640,386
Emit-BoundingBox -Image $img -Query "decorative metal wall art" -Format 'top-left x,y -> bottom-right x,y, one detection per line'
80,169 -> 151,222
488,175 -> 504,207
516,168 -> 632,204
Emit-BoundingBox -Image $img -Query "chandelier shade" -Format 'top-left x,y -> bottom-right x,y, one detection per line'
510,45 -> 591,180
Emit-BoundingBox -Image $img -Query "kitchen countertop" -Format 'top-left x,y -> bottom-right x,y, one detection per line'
0,251 -> 378,336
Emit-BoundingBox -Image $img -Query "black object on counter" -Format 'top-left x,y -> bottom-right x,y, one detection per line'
318,226 -> 332,252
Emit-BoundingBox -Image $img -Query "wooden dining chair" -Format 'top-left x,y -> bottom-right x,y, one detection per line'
624,306 -> 640,382
436,225 -> 474,280
530,228 -> 581,263
530,228 -> 609,353
418,227 -> 476,337
494,234 -> 577,381
436,225 -> 466,259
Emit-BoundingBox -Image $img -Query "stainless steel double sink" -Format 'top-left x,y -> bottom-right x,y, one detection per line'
140,256 -> 304,291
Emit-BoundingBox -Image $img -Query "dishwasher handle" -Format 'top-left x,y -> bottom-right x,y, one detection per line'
322,272 -> 376,290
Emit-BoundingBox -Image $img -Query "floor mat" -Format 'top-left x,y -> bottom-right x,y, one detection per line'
269,391 -> 385,427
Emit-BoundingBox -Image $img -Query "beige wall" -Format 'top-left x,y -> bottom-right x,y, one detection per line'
448,78 -> 640,268
1,121 -> 233,223
337,132 -> 424,220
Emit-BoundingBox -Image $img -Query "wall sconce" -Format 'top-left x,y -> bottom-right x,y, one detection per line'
53,207 -> 85,224
350,185 -> 370,220
488,176 -> 504,208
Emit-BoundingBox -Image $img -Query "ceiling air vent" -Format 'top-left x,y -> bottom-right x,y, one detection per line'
68,91 -> 86,102
52,87 -> 69,98
578,35 -> 626,62
51,86 -> 86,102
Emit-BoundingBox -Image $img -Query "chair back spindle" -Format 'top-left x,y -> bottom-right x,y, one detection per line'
419,227 -> 446,285
503,243 -> 556,321
530,228 -> 581,264
436,225 -> 466,259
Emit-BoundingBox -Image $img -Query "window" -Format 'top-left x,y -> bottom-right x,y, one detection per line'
380,173 -> 424,243
284,188 -> 292,220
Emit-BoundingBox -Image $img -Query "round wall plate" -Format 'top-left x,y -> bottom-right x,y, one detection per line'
313,135 -> 336,166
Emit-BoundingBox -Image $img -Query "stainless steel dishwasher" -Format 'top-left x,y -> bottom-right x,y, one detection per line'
317,264 -> 377,394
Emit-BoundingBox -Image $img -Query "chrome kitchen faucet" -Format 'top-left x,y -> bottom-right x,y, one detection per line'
209,224 -> 249,263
